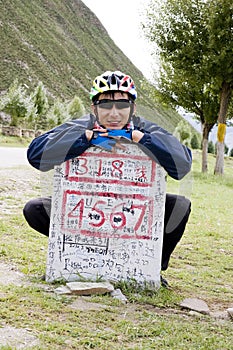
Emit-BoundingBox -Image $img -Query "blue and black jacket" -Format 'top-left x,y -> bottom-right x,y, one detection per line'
27,114 -> 192,180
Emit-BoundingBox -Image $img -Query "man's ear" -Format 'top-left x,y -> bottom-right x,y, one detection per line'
91,104 -> 96,115
133,103 -> 136,114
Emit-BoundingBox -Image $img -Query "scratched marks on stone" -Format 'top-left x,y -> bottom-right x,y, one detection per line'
65,151 -> 155,186
46,144 -> 166,285
61,190 -> 153,239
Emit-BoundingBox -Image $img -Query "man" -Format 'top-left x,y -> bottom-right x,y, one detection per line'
23,70 -> 192,286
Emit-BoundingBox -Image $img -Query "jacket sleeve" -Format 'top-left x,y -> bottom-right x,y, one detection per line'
27,114 -> 95,171
134,116 -> 192,180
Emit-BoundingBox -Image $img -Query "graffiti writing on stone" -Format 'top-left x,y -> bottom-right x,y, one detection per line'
46,144 -> 166,287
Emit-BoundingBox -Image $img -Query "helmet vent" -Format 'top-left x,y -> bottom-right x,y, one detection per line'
111,75 -> 116,85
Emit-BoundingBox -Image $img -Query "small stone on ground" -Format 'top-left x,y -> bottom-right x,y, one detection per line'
180,298 -> 210,315
55,281 -> 115,295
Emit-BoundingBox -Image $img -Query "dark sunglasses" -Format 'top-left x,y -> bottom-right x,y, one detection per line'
93,99 -> 133,110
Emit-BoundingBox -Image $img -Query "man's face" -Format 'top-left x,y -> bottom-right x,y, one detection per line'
92,92 -> 136,129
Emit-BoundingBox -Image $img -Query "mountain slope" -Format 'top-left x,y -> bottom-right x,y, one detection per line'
0,0 -> 182,132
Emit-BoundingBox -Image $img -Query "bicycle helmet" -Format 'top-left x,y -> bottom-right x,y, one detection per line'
90,70 -> 137,101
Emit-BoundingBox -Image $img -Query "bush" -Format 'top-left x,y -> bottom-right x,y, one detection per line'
208,141 -> 215,154
191,133 -> 200,149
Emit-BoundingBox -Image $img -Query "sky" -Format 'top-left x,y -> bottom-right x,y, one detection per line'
81,0 -> 155,80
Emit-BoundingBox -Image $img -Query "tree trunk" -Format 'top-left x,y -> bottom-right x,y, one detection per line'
214,81 -> 232,175
201,122 -> 214,173
214,142 -> 225,175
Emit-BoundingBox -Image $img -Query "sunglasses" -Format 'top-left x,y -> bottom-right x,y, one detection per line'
93,99 -> 133,110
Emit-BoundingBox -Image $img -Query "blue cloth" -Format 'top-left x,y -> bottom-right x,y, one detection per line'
91,133 -> 116,151
107,129 -> 132,140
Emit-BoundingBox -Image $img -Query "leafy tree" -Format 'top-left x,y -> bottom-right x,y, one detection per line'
0,80 -> 35,127
144,0 -> 232,174
206,0 -> 233,174
173,120 -> 191,146
29,81 -> 49,130
46,99 -> 71,129
208,141 -> 215,154
224,144 -> 229,156
191,133 -> 200,150
68,96 -> 86,120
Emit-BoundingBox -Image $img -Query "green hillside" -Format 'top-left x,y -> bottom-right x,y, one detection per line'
0,0 -> 182,132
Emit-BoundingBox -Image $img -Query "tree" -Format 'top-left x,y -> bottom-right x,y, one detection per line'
29,81 -> 49,131
173,120 -> 191,146
46,99 -> 71,129
0,80 -> 35,127
144,0 -> 232,174
206,0 -> 233,174
191,133 -> 200,150
208,141 -> 215,154
68,96 -> 85,120
224,144 -> 229,156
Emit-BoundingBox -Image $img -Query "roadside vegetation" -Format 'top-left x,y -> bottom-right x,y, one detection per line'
0,149 -> 232,349
0,0 -> 185,133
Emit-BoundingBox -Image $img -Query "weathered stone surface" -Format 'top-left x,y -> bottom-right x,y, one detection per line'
69,297 -> 109,311
0,326 -> 39,348
210,311 -> 230,320
111,288 -> 128,303
180,298 -> 210,315
227,308 -> 233,319
66,281 -> 114,295
54,285 -> 72,294
46,145 -> 165,287
0,262 -> 26,286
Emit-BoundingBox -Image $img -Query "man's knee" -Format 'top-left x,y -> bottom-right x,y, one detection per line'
23,197 -> 51,236
164,194 -> 191,234
23,199 -> 39,220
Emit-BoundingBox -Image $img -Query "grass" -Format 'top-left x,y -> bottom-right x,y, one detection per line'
0,150 -> 233,349
0,135 -> 32,147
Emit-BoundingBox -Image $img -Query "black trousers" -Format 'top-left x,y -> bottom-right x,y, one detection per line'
23,194 -> 191,271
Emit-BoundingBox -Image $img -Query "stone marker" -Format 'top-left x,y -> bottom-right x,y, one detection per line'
46,143 -> 166,289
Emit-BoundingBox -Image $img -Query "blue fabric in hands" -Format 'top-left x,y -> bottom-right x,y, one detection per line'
107,129 -> 132,140
91,133 -> 116,151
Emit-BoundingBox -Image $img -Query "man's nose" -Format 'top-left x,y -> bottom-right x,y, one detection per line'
109,105 -> 118,116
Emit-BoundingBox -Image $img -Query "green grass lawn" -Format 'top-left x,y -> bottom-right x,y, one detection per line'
0,135 -> 32,147
0,150 -> 232,349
